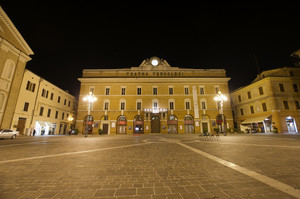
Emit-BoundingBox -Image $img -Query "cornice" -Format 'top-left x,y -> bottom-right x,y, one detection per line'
78,77 -> 231,83
0,6 -> 34,55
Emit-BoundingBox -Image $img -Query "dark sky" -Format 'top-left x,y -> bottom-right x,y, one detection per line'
1,2 -> 300,97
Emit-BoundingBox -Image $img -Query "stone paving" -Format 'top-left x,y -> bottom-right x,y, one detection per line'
0,134 -> 299,198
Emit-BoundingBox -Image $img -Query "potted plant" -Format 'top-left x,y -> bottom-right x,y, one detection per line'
98,128 -> 103,135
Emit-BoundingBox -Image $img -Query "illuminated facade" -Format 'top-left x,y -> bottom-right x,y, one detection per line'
232,67 -> 300,134
0,6 -> 33,128
77,57 -> 233,135
12,70 -> 77,135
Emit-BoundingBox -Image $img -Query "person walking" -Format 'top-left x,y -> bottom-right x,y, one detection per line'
33,129 -> 36,136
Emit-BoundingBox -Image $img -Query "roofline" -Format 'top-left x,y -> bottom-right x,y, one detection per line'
0,6 -> 34,55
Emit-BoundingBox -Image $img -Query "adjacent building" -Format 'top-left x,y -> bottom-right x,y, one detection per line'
76,57 -> 233,135
231,67 -> 300,134
12,69 -> 77,135
0,6 -> 33,128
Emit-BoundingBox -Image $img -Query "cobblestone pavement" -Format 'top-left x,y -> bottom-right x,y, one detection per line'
0,134 -> 299,199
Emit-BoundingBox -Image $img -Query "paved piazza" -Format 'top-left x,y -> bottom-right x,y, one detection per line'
1,134 -> 300,199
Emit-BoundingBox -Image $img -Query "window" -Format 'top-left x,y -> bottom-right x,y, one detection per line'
259,87 -> 264,95
23,102 -> 29,112
262,103 -> 267,112
64,99 -> 67,105
169,102 -> 174,110
250,106 -> 254,114
57,96 -> 61,103
105,87 -> 110,95
120,102 -> 125,110
137,102 -> 142,110
290,71 -> 294,77
247,91 -> 251,99
68,101 -> 71,107
295,101 -> 300,109
200,87 -> 205,95
55,111 -> 58,119
47,109 -> 51,117
184,87 -> 189,95
214,86 -> 220,94
283,100 -> 289,110
185,101 -> 190,110
201,101 -> 206,110
104,102 -> 109,110
121,87 -> 126,95
238,95 -> 241,102
137,87 -> 142,95
279,83 -> 285,92
39,107 -> 44,116
62,112 -> 65,120
50,93 -> 54,100
41,89 -> 46,97
2,59 -> 15,81
169,87 -> 173,95
26,81 -> 35,92
89,87 -> 95,94
293,84 -> 298,92
153,87 -> 158,95
240,108 -> 244,116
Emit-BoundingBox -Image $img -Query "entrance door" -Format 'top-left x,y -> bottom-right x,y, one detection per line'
17,118 -> 26,135
151,114 -> 160,133
286,117 -> 297,133
103,123 -> 109,134
202,122 -> 208,134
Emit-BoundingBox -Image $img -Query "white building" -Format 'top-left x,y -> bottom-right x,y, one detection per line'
12,70 -> 77,135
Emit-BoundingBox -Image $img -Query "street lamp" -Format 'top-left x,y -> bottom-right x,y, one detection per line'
214,91 -> 227,134
83,92 -> 97,137
214,91 -> 227,114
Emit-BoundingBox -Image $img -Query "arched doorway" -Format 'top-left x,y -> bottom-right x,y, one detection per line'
286,116 -> 297,133
151,113 -> 160,133
184,115 -> 194,134
167,115 -> 178,134
117,115 -> 127,134
83,115 -> 93,134
133,115 -> 144,134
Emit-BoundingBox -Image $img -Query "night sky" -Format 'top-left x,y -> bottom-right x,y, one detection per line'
1,2 -> 300,97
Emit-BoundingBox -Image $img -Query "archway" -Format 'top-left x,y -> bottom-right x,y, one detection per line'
167,115 -> 178,134
117,115 -> 127,134
184,115 -> 194,134
133,115 -> 144,134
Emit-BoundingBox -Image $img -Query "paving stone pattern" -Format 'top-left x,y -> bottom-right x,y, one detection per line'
0,135 -> 297,198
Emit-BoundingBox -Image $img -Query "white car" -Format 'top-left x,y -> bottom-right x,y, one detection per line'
0,129 -> 19,139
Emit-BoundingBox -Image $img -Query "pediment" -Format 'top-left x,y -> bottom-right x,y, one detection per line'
0,7 -> 33,55
134,57 -> 178,71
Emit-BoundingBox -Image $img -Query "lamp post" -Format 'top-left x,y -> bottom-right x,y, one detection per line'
83,92 -> 97,137
214,91 -> 227,134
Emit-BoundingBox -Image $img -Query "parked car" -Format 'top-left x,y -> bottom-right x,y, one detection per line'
0,129 -> 19,139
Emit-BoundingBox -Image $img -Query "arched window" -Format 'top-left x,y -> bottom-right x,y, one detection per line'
1,59 -> 15,81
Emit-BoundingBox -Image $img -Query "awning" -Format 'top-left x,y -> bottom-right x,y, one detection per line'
241,115 -> 271,124
37,121 -> 46,126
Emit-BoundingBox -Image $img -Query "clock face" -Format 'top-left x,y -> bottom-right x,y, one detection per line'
151,59 -> 158,66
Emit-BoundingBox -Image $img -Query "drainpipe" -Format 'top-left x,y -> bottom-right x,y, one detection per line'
29,77 -> 43,130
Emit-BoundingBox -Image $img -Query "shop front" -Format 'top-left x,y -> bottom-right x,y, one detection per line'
117,115 -> 127,134
286,116 -> 297,133
34,121 -> 56,135
167,115 -> 178,134
184,115 -> 194,134
133,115 -> 144,134
241,115 -> 272,133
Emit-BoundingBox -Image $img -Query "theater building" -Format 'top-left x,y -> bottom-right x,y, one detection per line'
76,57 -> 233,134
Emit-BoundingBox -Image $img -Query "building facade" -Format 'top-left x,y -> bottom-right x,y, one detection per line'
0,6 -> 33,128
76,57 -> 233,135
12,70 -> 77,135
231,67 -> 300,134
